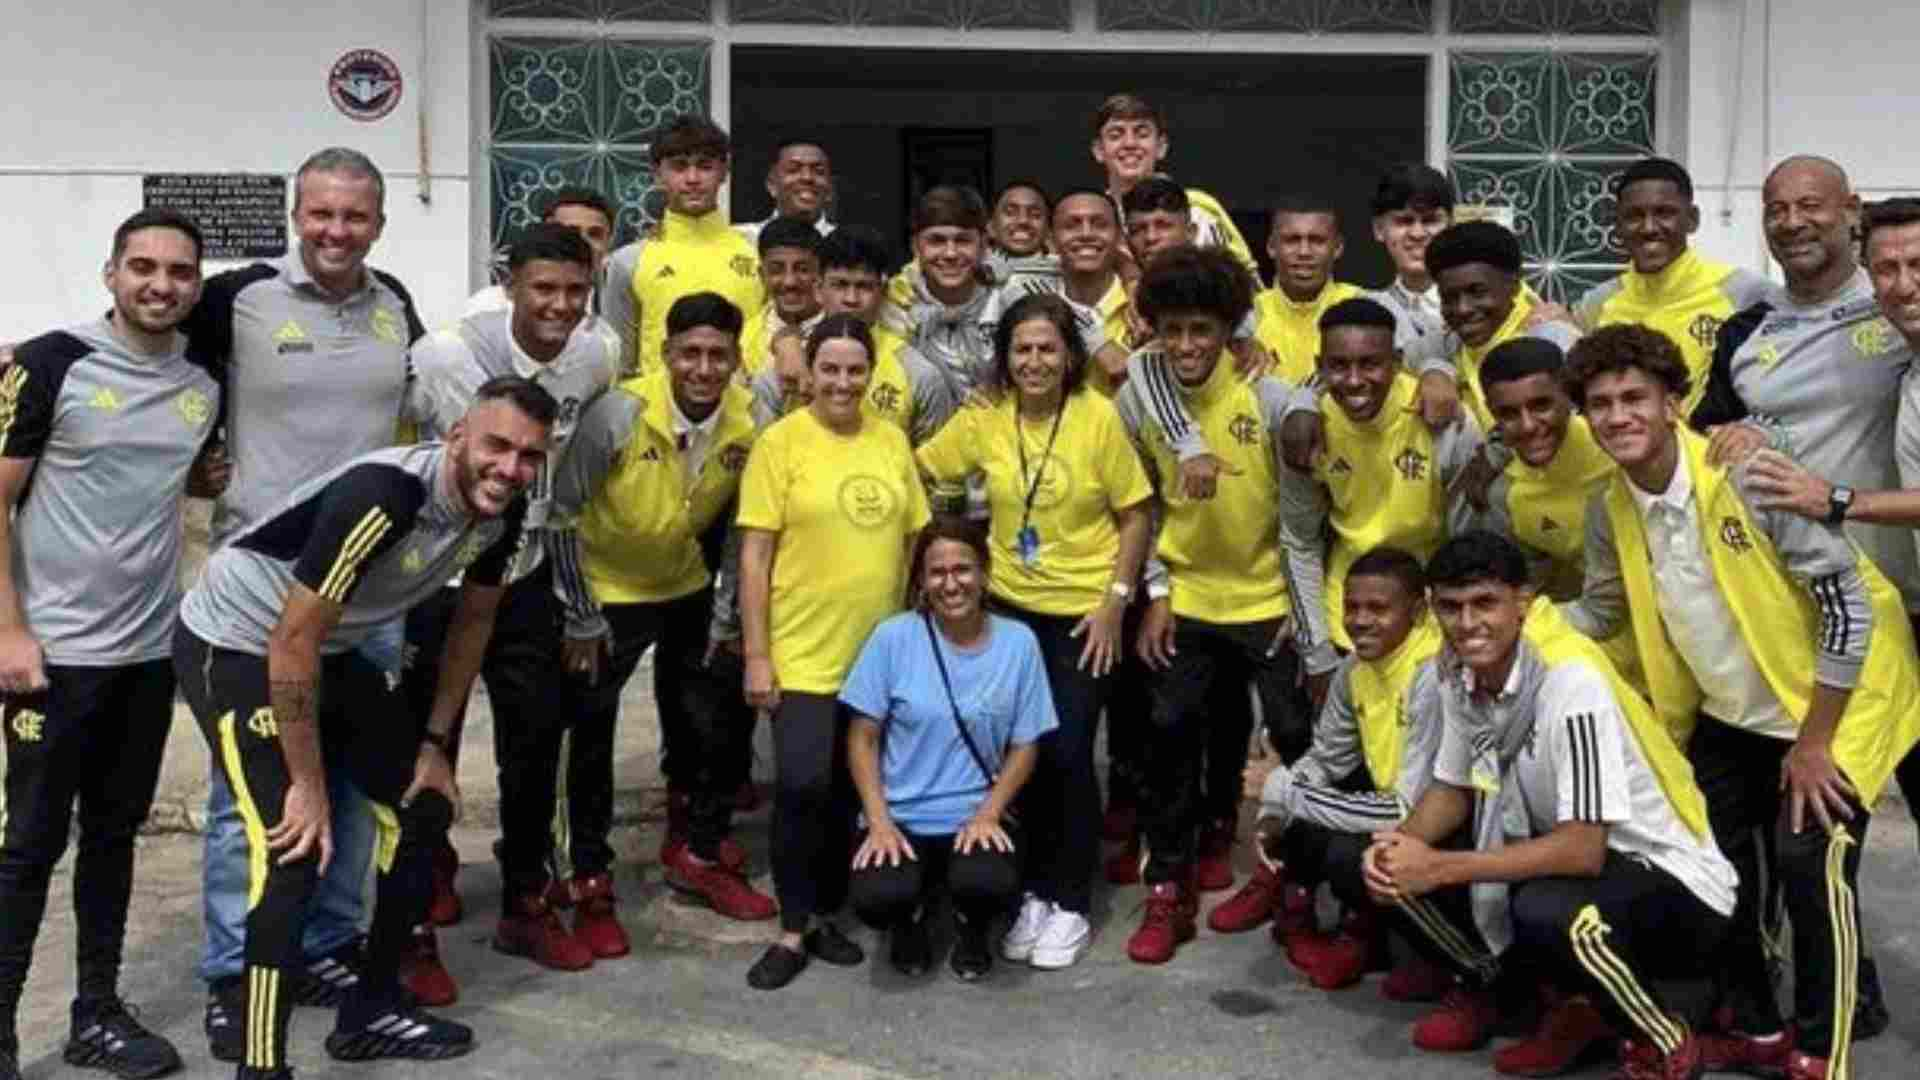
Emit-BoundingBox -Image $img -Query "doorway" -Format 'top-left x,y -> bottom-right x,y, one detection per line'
730,46 -> 1427,286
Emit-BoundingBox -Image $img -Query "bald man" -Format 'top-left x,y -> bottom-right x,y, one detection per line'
1689,155 -> 1912,1069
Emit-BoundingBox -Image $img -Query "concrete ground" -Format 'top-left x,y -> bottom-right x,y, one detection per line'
10,647 -> 1920,1077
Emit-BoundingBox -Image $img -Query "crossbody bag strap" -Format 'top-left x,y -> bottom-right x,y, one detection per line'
922,612 -> 1000,787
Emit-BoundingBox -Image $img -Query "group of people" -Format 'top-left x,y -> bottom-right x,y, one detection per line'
1,88 -> 1918,1080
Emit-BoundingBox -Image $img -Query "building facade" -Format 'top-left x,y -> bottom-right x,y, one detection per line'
0,1 -> 1906,336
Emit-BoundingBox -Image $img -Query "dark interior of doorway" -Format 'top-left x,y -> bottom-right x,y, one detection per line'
732,46 -> 1428,288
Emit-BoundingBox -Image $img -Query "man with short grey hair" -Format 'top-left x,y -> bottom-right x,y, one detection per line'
182,145 -> 426,1064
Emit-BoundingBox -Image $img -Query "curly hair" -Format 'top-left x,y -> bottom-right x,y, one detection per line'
1134,245 -> 1255,330
1562,323 -> 1691,409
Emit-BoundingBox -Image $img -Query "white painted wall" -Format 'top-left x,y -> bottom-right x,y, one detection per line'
0,0 -> 476,340
1682,0 -> 1920,277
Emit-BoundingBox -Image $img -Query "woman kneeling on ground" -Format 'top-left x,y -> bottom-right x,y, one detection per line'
840,518 -> 1058,981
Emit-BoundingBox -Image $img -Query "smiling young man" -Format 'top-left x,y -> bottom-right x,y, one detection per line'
466,187 -> 618,317
602,117 -> 764,376
0,209 -> 223,1080
1573,159 -> 1769,415
1356,532 -> 1735,1080
1279,298 -> 1482,700
1566,324 -> 1920,1080
1252,195 -> 1368,384
174,377 -> 556,1079
550,292 -> 775,926
404,226 -> 622,981
735,139 -> 834,245
739,217 -> 824,378
1226,549 -> 1448,1002
1110,246 -> 1306,964
987,188 -> 1137,394
1363,163 -> 1454,342
1090,92 -> 1257,279
1404,222 -> 1581,434
986,180 -> 1052,275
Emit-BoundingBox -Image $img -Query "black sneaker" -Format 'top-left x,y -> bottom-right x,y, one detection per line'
204,976 -> 245,1062
746,943 -> 809,991
296,938 -> 365,1007
803,922 -> 865,967
64,998 -> 183,1078
949,914 -> 992,982
324,996 -> 473,1062
889,910 -> 932,976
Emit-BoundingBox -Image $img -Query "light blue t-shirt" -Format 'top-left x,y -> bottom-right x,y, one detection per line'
839,612 -> 1059,835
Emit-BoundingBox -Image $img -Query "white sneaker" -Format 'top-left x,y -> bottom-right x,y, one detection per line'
1002,894 -> 1050,961
1030,906 -> 1092,969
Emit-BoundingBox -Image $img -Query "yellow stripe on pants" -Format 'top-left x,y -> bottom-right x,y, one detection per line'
1825,826 -> 1859,1080
1569,904 -> 1683,1053
217,712 -> 271,911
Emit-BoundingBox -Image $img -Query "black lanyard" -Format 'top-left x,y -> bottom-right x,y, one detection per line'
1014,399 -> 1066,536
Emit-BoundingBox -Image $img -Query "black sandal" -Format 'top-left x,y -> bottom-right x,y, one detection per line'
746,943 -> 809,990
804,923 -> 866,967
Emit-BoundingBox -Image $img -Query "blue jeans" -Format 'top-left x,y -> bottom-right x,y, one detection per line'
197,620 -> 400,984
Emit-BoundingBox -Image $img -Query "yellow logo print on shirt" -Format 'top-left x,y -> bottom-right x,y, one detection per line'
247,708 -> 278,739
401,547 -> 425,575
9,708 -> 44,743
1852,318 -> 1898,358
272,320 -> 308,344
1718,516 -> 1754,554
838,474 -> 899,530
730,255 -> 755,278
89,386 -> 123,412
175,389 -> 212,427
371,308 -> 405,346
1751,342 -> 1782,369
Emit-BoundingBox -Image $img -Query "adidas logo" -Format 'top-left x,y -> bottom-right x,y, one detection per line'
1327,457 -> 1352,475
89,386 -> 122,411
656,265 -> 676,279
271,320 -> 308,343
637,446 -> 663,463
1540,516 -> 1561,533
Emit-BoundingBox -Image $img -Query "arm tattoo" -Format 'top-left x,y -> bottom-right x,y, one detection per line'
269,678 -> 319,730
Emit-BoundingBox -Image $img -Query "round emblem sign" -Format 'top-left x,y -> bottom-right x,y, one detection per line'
329,49 -> 404,122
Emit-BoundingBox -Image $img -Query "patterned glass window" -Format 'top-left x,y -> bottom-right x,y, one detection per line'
1448,50 -> 1657,303
1096,0 -> 1430,33
730,0 -> 1071,29
490,0 -> 715,20
487,35 -> 711,269
1449,0 -> 1661,35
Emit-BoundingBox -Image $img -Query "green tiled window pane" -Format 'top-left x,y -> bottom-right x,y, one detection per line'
490,37 -> 601,144
730,0 -> 1071,29
1096,0 -> 1430,32
602,41 -> 711,145
1451,0 -> 1661,36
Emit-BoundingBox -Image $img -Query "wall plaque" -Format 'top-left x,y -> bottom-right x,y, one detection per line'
142,174 -> 288,260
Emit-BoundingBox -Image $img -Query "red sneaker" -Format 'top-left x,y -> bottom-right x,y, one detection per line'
1126,882 -> 1198,964
1195,820 -> 1236,892
569,873 -> 632,958
1283,926 -> 1339,969
1492,994 -> 1614,1075
1782,1050 -> 1828,1080
1103,798 -> 1137,844
1208,862 -> 1282,933
1295,907 -> 1385,989
1698,1027 -> 1794,1076
493,892 -> 594,971
716,836 -> 748,873
398,926 -> 458,1006
664,844 -> 778,921
427,843 -> 461,926
1104,838 -> 1143,885
1412,987 -> 1500,1052
1616,1032 -> 1704,1080
1382,956 -> 1454,1004
1272,882 -> 1315,942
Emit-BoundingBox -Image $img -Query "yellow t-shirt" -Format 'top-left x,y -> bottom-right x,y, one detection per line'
627,210 -> 765,375
1253,281 -> 1366,385
1502,416 -> 1614,599
736,408 -> 932,694
917,391 -> 1151,616
1135,356 -> 1290,624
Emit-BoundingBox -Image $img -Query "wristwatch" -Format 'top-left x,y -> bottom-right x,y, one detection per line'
1826,485 -> 1855,526
1108,581 -> 1134,604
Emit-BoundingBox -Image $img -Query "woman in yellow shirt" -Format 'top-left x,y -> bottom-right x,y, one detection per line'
917,293 -> 1153,970
737,314 -> 932,990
